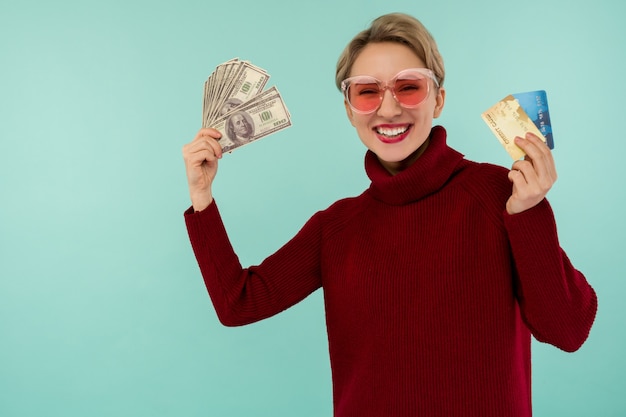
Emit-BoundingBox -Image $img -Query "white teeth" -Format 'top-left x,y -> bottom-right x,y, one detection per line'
376,126 -> 408,137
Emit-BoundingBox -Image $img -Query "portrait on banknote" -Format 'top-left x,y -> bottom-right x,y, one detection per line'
222,111 -> 255,151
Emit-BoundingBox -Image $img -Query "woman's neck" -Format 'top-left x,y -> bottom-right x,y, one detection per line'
379,138 -> 431,175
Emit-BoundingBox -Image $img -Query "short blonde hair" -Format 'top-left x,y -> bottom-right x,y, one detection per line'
335,13 -> 445,90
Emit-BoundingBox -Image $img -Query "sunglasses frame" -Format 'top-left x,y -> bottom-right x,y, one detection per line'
341,68 -> 439,114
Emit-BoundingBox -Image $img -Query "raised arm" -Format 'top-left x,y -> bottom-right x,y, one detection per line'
502,134 -> 596,351
182,128 -> 323,325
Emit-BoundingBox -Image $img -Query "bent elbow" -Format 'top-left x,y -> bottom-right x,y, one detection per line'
214,308 -> 250,327
537,295 -> 598,353
213,302 -> 269,327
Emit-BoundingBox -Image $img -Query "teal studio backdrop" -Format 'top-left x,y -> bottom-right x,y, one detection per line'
1,0 -> 624,416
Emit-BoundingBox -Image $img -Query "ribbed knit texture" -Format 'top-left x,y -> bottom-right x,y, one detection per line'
185,126 -> 597,417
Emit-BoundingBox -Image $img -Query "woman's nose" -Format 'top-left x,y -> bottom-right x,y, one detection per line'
377,89 -> 402,117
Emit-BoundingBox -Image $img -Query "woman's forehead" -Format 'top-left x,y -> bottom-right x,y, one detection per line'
350,42 -> 425,78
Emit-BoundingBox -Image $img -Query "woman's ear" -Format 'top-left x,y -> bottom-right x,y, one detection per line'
433,87 -> 446,118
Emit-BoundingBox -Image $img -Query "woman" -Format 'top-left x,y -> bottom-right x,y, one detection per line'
182,13 -> 597,417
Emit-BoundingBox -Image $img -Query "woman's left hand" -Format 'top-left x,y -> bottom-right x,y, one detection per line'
506,132 -> 557,215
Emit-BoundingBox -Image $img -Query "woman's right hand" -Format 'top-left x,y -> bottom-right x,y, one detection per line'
182,128 -> 223,212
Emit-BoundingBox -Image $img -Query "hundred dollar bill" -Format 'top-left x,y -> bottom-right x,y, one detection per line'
203,59 -> 270,127
209,86 -> 292,153
204,60 -> 234,125
203,59 -> 238,126
216,61 -> 269,121
481,94 -> 548,160
206,60 -> 241,123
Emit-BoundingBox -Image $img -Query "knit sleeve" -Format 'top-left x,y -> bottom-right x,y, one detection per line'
503,199 -> 597,352
184,201 -> 323,326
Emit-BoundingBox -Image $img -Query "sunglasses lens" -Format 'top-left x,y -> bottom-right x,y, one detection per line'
393,76 -> 429,106
347,81 -> 381,113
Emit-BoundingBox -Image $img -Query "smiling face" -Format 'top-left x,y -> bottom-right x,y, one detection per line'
344,42 -> 445,174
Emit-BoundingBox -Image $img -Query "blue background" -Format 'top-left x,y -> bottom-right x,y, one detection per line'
1,0 -> 624,416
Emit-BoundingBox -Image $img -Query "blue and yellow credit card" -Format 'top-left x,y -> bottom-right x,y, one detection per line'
481,90 -> 554,160
513,90 -> 553,150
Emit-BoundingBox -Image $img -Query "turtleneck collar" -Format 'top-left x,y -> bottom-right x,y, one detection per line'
365,125 -> 465,205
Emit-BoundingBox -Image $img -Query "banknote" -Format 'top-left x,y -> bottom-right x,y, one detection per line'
206,59 -> 247,124
209,86 -> 292,153
201,58 -> 291,152
212,61 -> 268,123
481,94 -> 549,160
202,58 -> 270,128
512,90 -> 554,149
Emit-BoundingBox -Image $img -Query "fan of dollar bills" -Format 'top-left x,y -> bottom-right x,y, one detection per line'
202,58 -> 292,153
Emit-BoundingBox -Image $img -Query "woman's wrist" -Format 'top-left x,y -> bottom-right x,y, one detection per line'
191,193 -> 213,212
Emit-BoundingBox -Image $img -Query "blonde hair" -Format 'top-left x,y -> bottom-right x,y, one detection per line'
335,13 -> 445,90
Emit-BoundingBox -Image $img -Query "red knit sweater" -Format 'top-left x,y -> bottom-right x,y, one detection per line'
185,126 -> 597,417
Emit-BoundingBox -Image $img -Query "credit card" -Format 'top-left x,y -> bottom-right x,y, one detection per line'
512,90 -> 554,149
481,94 -> 549,160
